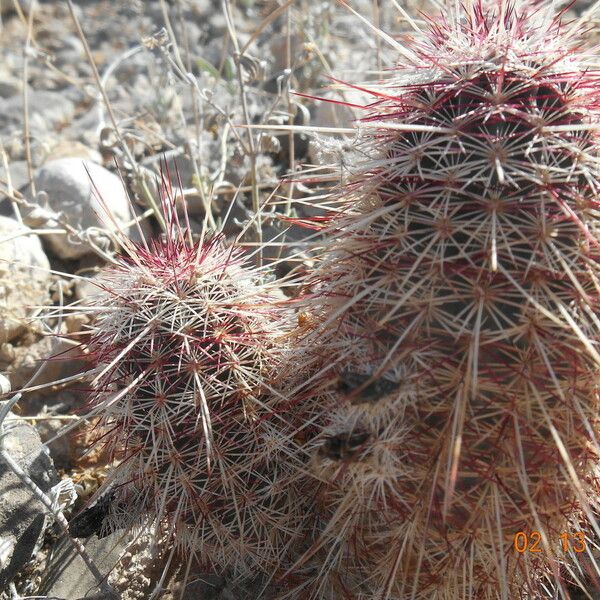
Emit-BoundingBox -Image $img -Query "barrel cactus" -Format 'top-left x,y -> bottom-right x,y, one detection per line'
299,0 -> 600,597
75,188 -> 309,588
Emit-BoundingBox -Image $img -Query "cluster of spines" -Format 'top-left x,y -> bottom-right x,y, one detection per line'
292,1 -> 600,598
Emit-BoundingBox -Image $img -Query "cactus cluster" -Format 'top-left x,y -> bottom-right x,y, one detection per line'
297,0 -> 600,598
61,1 -> 600,599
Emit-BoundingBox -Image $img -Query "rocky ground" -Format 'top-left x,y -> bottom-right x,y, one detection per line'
0,0 -> 597,599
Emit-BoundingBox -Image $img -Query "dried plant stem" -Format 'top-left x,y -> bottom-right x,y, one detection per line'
222,0 -> 262,257
22,0 -> 36,194
159,0 -> 215,230
285,6 -> 295,217
64,0 -> 165,231
0,142 -> 22,223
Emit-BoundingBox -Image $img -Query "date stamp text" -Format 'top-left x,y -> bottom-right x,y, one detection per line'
513,531 -> 586,554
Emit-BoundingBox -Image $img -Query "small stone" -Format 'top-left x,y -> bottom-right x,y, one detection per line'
75,275 -> 101,301
0,160 -> 29,204
0,0 -> 28,17
312,91 -> 363,131
64,313 -> 90,334
0,76 -> 22,99
46,140 -> 103,164
33,409 -> 73,471
0,412 -> 58,590
0,159 -> 28,189
31,158 -> 133,259
0,90 -> 75,134
3,336 -> 87,395
0,216 -> 51,343
207,11 -> 229,37
0,343 -> 15,363
0,373 -> 10,395
38,531 -> 129,599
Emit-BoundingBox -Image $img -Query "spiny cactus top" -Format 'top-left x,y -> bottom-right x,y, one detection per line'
80,197 -> 308,581
300,1 -> 600,598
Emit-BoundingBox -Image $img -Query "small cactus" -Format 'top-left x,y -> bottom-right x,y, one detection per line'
77,186 -> 308,587
298,1 -> 600,597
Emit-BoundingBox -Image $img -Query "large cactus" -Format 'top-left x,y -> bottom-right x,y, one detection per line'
298,1 -> 600,597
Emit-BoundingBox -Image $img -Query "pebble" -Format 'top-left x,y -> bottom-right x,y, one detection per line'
31,158 -> 133,259
0,216 -> 51,343
38,531 -> 129,599
0,89 -> 75,134
74,275 -> 101,301
2,335 -> 87,396
312,90 -> 365,131
0,374 -> 10,395
45,140 -> 103,164
0,0 -> 27,17
0,159 -> 29,200
0,75 -> 21,99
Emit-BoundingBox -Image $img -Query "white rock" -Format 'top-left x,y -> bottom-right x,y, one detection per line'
0,374 -> 10,395
32,158 -> 132,259
0,216 -> 51,343
46,140 -> 102,164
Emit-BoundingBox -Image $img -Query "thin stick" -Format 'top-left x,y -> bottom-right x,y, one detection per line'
0,141 -> 22,223
64,0 -> 165,231
22,0 -> 37,194
222,0 -> 262,255
284,3 -> 297,220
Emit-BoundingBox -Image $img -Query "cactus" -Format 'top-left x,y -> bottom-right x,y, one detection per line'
77,184 -> 309,589
297,1 -> 600,598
